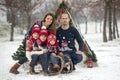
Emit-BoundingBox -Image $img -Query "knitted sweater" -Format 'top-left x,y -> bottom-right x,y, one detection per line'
56,26 -> 84,52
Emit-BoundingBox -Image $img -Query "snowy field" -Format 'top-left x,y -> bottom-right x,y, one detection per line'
0,22 -> 120,80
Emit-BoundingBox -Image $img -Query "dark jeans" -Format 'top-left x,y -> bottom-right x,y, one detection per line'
39,53 -> 48,72
30,54 -> 39,71
50,55 -> 58,65
18,57 -> 28,65
62,51 -> 83,65
30,53 -> 48,72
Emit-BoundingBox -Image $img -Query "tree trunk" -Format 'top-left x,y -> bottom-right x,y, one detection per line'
95,20 -> 97,33
27,15 -> 31,31
103,2 -> 108,42
100,20 -> 102,33
113,4 -> 116,39
115,18 -> 119,38
108,0 -> 112,41
10,23 -> 14,41
10,9 -> 15,41
7,8 -> 11,23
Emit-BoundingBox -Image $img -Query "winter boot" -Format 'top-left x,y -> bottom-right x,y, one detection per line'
9,63 -> 20,74
29,67 -> 38,75
73,64 -> 76,70
44,70 -> 51,76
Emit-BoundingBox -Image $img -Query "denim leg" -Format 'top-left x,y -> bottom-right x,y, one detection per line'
18,57 -> 28,65
62,51 -> 83,65
30,54 -> 39,71
62,51 -> 72,63
72,54 -> 83,65
39,53 -> 48,71
50,55 -> 57,64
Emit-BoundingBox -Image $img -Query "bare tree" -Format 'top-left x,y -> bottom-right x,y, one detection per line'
103,0 -> 108,42
2,0 -> 20,41
102,0 -> 120,42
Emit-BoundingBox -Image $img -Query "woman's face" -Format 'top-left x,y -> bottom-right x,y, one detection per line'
44,15 -> 53,27
39,35 -> 47,42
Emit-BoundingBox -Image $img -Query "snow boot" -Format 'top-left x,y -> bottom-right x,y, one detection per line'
29,67 -> 38,75
73,64 -> 76,70
9,63 -> 20,74
44,70 -> 51,76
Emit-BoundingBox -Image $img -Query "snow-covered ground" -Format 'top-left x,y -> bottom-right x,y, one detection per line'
0,22 -> 120,80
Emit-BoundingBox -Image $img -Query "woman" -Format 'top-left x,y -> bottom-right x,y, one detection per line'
26,13 -> 56,39
9,13 -> 56,75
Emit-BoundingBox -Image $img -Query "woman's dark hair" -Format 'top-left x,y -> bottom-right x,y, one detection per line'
43,13 -> 56,34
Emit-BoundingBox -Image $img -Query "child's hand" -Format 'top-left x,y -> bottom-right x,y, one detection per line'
51,53 -> 57,57
26,40 -> 33,48
33,47 -> 39,51
43,49 -> 48,53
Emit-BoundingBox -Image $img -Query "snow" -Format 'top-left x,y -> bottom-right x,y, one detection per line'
0,23 -> 120,80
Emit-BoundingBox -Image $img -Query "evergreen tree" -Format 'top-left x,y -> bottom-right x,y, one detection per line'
12,39 -> 26,60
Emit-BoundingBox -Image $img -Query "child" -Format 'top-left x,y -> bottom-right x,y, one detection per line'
29,27 -> 50,75
47,34 -> 60,69
26,24 -> 40,51
26,25 -> 40,74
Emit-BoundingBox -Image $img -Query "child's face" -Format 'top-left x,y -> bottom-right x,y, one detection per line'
50,39 -> 55,45
32,33 -> 39,39
40,35 -> 47,42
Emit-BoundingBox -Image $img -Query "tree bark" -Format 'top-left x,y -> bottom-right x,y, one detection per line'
113,4 -> 116,39
115,17 -> 119,38
108,0 -> 113,41
103,2 -> 108,42
95,20 -> 97,33
27,14 -> 31,31
10,8 -> 15,41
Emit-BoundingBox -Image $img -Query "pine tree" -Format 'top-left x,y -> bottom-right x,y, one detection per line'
12,39 -> 26,60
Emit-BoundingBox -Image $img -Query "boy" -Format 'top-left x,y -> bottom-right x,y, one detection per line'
47,34 -> 60,69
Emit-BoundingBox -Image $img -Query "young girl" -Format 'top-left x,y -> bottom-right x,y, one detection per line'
25,25 -> 40,74
47,34 -> 60,69
29,27 -> 49,75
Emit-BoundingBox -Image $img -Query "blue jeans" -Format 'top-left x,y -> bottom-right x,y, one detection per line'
62,51 -> 83,65
30,54 -> 39,71
50,55 -> 58,65
39,53 -> 48,72
18,57 -> 28,65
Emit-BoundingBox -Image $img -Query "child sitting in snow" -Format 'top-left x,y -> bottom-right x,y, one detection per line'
26,25 -> 41,74
27,27 -> 50,75
47,33 -> 60,69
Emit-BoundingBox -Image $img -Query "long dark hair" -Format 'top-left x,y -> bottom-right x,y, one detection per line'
43,13 -> 56,34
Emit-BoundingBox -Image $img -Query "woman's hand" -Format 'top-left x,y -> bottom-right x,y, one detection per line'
76,50 -> 82,55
